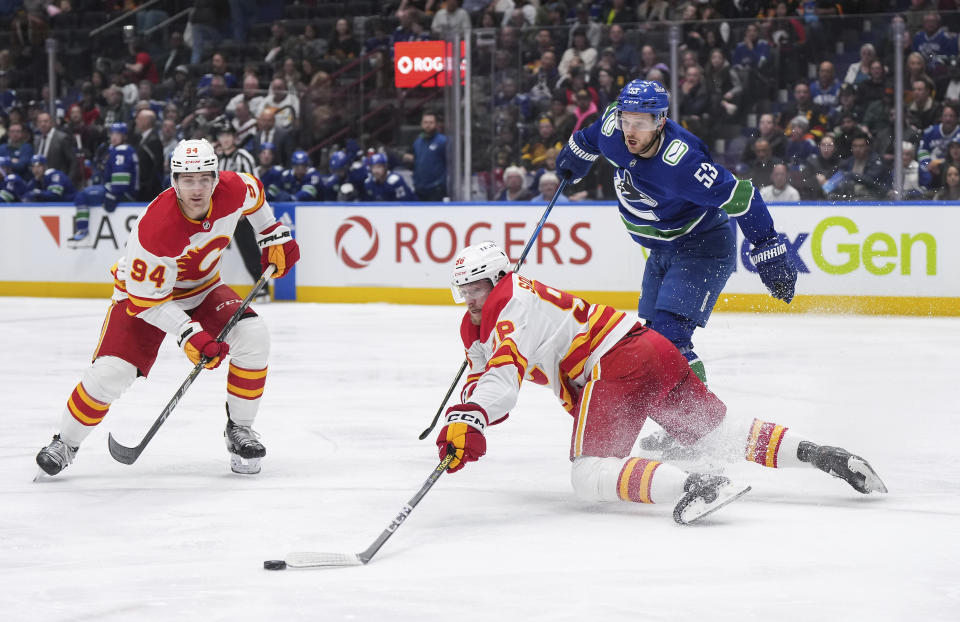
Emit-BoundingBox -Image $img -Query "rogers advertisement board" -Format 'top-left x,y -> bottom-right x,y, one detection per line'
300,204 -> 645,291
393,40 -> 465,88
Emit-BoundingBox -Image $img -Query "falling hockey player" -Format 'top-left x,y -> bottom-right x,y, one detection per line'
436,242 -> 885,524
35,138 -> 300,476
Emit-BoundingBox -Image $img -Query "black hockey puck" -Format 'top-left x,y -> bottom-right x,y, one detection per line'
263,559 -> 287,570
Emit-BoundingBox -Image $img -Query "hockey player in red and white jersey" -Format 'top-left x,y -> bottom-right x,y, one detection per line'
437,242 -> 886,524
36,138 -> 300,476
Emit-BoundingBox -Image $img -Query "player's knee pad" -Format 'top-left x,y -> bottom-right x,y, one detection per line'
82,355 -> 138,403
571,456 -> 626,502
650,310 -> 697,353
225,315 -> 270,368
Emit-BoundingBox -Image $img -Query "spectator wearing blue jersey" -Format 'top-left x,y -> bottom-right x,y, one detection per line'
67,123 -> 139,248
0,121 -> 33,177
784,116 -> 819,166
0,155 -> 28,202
556,79 -> 797,389
363,152 -> 412,202
403,111 -> 448,201
913,11 -> 959,75
281,150 -> 324,202
918,103 -> 960,178
25,154 -> 76,203
731,23 -> 770,72
809,61 -> 840,108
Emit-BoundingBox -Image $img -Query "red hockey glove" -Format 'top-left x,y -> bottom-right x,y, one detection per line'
258,222 -> 300,279
177,322 -> 230,369
436,403 -> 488,473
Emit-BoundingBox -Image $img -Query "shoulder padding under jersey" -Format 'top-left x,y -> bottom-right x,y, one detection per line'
478,275 -> 517,343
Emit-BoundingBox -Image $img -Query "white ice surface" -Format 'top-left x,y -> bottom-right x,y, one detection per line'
1,298 -> 958,621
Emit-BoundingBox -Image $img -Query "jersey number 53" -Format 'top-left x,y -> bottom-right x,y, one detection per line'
694,162 -> 718,188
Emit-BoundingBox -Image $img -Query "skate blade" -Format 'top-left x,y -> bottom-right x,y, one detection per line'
230,454 -> 262,474
677,485 -> 752,525
65,237 -> 93,249
850,458 -> 888,494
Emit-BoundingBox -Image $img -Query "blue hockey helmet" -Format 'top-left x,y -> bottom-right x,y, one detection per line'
259,141 -> 276,153
616,79 -> 669,130
109,122 -> 128,135
291,150 -> 311,166
368,152 -> 388,167
328,149 -> 348,171
30,154 -> 47,167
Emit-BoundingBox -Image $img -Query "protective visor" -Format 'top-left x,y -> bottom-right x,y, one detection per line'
451,284 -> 466,304
616,111 -> 661,133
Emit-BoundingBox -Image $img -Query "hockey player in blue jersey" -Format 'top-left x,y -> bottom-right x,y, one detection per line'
362,152 -> 412,201
280,150 -> 324,201
0,155 -> 28,202
255,142 -> 289,201
25,154 -> 76,203
67,123 -> 139,248
320,149 -> 350,200
556,79 -> 797,387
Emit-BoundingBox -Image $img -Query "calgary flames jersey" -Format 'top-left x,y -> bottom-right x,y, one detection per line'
111,171 -> 279,335
460,273 -> 632,423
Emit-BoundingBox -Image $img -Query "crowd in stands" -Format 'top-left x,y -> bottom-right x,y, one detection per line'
1,0 -> 960,204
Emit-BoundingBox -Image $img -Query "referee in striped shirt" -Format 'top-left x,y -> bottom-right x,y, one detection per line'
216,124 -> 266,299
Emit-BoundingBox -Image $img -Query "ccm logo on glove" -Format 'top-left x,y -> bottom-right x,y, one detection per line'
436,403 -> 488,473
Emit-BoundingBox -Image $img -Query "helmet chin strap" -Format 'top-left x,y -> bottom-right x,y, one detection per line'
636,125 -> 664,158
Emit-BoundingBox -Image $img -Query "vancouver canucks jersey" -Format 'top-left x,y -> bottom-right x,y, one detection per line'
576,112 -> 777,251
104,143 -> 139,200
27,168 -> 76,201
363,171 -> 412,201
0,172 -> 26,202
258,165 -> 285,201
281,166 -> 323,201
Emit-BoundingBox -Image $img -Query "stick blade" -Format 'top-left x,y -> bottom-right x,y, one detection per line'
284,551 -> 365,568
107,432 -> 141,465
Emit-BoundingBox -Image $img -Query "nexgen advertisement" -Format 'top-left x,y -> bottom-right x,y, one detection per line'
1,203 -> 958,316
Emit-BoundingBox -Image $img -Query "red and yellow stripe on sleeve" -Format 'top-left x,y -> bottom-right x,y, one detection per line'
618,457 -> 662,504
66,382 -> 110,426
559,305 -> 625,381
484,338 -> 528,387
241,177 -> 266,216
745,418 -> 788,468
125,292 -> 173,316
227,363 -> 268,400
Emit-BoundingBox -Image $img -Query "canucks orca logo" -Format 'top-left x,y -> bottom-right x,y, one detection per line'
615,169 -> 658,217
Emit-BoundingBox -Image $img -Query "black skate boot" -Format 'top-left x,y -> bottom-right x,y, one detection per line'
798,442 -> 888,494
36,434 -> 78,476
673,473 -> 751,525
225,408 -> 266,474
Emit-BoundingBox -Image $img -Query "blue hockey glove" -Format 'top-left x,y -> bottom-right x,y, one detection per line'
750,234 -> 797,303
103,191 -> 118,213
556,135 -> 598,184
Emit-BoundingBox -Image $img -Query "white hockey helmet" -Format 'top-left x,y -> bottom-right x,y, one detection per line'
451,241 -> 510,303
170,138 -> 219,195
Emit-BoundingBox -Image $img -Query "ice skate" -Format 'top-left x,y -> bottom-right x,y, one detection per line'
65,228 -> 91,249
672,473 -> 751,525
798,442 -> 887,494
36,434 -> 78,476
225,415 -> 266,474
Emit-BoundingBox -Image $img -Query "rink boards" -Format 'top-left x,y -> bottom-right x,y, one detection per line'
1,201 -> 957,316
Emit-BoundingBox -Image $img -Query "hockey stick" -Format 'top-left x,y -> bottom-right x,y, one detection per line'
107,264 -> 277,465
265,446 -> 457,569
417,178 -> 568,440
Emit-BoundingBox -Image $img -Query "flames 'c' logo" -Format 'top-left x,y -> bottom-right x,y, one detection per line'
334,216 -> 379,269
177,237 -> 230,281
